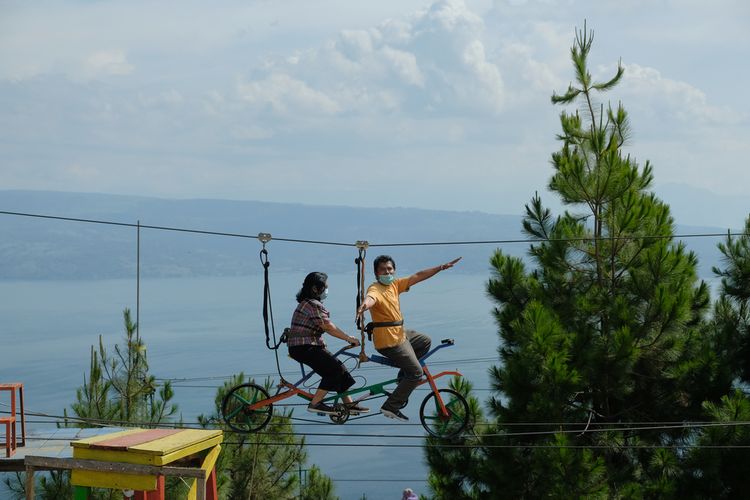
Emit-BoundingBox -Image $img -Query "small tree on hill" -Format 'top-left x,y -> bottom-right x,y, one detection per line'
199,373 -> 338,500
66,308 -> 177,426
5,308 -> 179,499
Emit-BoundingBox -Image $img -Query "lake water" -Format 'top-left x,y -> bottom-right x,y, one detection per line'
0,272 -> 498,499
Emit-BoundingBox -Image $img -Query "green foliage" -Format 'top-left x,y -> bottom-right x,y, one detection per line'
425,23 -> 745,496
64,308 -> 178,427
424,377 -> 484,499
3,471 -> 74,500
199,373 -> 337,500
711,218 -> 750,382
300,465 -> 336,500
681,390 -> 750,497
676,219 -> 750,497
15,308 -> 180,499
6,310 -> 339,499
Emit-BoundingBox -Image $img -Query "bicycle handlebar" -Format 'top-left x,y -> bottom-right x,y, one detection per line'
336,338 -> 457,366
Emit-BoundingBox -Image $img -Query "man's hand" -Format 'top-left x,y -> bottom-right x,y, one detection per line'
440,257 -> 462,271
357,296 -> 375,320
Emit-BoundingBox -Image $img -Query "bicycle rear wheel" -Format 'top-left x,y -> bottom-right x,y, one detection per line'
222,383 -> 273,433
419,388 -> 469,438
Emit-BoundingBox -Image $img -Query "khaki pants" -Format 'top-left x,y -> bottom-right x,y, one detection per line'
377,329 -> 431,410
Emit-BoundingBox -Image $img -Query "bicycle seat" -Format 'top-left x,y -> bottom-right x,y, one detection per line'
368,354 -> 398,368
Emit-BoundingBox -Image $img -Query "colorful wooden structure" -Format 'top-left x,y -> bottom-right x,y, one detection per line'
24,427 -> 222,500
0,382 -> 26,458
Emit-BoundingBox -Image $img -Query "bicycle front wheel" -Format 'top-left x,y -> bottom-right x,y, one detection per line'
419,388 -> 469,438
221,383 -> 273,433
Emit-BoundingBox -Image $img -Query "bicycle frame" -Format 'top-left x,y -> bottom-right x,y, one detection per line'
334,340 -> 462,412
244,340 -> 461,412
241,345 -> 356,411
223,339 -> 470,437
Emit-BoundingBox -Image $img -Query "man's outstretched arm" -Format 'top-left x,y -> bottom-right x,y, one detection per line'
407,257 -> 462,287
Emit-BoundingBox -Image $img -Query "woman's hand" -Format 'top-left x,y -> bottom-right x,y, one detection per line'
348,336 -> 361,347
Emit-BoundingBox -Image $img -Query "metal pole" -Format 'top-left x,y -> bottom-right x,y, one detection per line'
136,220 -> 140,342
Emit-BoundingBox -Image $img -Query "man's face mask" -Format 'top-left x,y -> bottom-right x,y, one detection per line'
377,274 -> 395,286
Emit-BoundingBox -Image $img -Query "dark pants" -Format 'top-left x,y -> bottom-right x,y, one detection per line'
288,345 -> 355,393
376,329 -> 431,410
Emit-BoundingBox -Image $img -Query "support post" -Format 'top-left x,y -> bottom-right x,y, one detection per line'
25,465 -> 34,500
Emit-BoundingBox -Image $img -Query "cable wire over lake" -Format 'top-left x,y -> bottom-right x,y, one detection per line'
1,210 -> 745,247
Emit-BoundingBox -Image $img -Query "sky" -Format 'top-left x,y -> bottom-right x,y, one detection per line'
1,0 -> 749,218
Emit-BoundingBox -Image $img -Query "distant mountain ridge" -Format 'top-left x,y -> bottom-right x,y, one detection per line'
0,189 -> 737,280
0,190 -> 525,280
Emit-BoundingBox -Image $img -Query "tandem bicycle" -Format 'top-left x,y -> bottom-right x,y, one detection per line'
221,338 -> 470,438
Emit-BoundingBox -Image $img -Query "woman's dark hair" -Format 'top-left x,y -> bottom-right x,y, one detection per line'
373,255 -> 396,275
296,272 -> 328,303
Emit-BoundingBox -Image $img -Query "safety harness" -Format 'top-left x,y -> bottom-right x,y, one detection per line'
363,320 -> 405,342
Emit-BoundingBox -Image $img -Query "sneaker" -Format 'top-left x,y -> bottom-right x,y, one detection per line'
381,406 -> 408,422
307,402 -> 337,415
346,403 -> 370,415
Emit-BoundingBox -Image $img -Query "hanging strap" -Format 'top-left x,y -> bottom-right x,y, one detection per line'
355,246 -> 365,330
259,234 -> 285,351
355,241 -> 369,362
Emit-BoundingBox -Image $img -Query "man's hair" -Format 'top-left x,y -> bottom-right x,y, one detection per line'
296,271 -> 328,303
373,255 -> 396,275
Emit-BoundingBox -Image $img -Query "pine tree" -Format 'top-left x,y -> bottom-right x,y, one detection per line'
199,373 -> 338,500
679,217 -> 750,497
300,465 -> 336,500
65,308 -> 177,427
5,308 -> 179,499
427,23 -> 727,496
424,377 -> 484,499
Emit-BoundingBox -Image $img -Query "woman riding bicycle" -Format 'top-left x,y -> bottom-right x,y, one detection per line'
287,271 -> 369,415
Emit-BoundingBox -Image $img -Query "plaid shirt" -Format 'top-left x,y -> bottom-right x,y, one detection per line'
286,299 -> 331,347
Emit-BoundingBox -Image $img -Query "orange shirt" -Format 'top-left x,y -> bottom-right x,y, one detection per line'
365,277 -> 410,349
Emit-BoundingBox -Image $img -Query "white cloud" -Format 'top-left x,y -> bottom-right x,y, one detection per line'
237,73 -> 342,115
138,89 -> 184,108
65,163 -> 103,180
339,29 -> 378,58
418,0 -> 484,38
82,50 -> 134,78
234,0 -> 505,117
381,46 -> 425,87
501,42 -> 561,92
620,63 -> 744,125
232,125 -> 274,140
462,40 -> 504,111
1,0 -> 748,216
